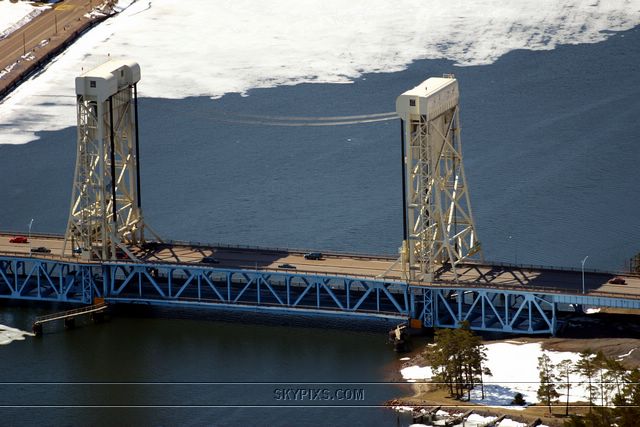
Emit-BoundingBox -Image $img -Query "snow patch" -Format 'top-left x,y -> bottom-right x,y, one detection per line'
0,324 -> 34,345
0,2 -> 51,40
401,342 -> 591,406
401,365 -> 433,381
617,348 -> 636,360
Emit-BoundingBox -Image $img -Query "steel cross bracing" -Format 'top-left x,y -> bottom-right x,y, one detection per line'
3,255 -> 640,334
396,77 -> 482,283
64,60 -> 147,261
101,262 -> 412,321
0,256 -> 100,304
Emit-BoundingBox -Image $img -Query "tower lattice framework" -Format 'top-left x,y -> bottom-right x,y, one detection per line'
396,76 -> 482,282
63,60 -> 147,260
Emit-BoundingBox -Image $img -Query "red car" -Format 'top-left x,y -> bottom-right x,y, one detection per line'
9,236 -> 29,244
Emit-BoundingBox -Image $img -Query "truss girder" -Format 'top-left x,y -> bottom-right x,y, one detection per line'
6,255 -> 640,334
0,256 -> 97,303
101,263 -> 411,320
431,288 -> 557,334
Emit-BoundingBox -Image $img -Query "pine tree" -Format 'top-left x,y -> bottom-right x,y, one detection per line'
593,351 -> 612,407
556,359 -> 573,416
537,352 -> 560,413
603,356 -> 626,404
423,322 -> 488,400
574,349 -> 597,411
612,368 -> 640,427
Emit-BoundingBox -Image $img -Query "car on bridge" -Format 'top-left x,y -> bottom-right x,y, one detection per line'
200,256 -> 219,264
278,263 -> 296,269
304,252 -> 323,260
9,236 -> 29,244
608,276 -> 627,285
31,247 -> 51,254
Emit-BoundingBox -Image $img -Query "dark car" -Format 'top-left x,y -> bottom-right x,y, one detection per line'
142,241 -> 165,250
31,246 -> 51,254
201,256 -> 220,264
608,277 -> 627,285
304,252 -> 323,260
278,263 -> 296,269
9,236 -> 28,244
72,247 -> 82,254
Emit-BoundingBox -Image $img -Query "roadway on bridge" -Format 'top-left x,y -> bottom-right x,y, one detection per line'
1,232 -> 639,300
0,0 -> 101,95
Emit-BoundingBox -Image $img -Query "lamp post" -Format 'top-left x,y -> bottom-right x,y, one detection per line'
508,235 -> 518,265
581,255 -> 589,294
28,218 -> 34,255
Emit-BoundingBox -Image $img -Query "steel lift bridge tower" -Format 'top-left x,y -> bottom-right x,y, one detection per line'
63,60 -> 149,261
396,76 -> 482,282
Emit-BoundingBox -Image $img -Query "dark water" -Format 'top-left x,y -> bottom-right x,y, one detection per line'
0,25 -> 639,426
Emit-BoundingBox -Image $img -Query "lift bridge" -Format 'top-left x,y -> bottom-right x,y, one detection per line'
1,60 -> 639,335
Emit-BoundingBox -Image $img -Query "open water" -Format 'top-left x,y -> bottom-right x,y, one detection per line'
0,24 -> 639,426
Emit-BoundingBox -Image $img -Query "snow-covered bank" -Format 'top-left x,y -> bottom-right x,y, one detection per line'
2,0 -> 640,145
406,408 -> 548,427
401,341 -> 589,406
0,2 -> 50,40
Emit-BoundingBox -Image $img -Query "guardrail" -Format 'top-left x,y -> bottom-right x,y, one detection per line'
33,302 -> 108,325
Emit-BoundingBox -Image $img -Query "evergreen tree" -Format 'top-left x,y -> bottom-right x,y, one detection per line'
537,352 -> 560,413
612,368 -> 640,427
574,349 -> 597,411
593,351 -> 612,407
423,322 -> 488,400
604,356 -> 626,402
556,359 -> 573,416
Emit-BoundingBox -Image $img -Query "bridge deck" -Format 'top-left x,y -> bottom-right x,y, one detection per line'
1,232 -> 639,300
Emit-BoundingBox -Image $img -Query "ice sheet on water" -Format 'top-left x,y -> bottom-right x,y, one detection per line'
1,0 -> 640,145
0,324 -> 34,345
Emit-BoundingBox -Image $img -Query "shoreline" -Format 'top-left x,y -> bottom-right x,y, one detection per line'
386,311 -> 640,426
0,1 -> 116,101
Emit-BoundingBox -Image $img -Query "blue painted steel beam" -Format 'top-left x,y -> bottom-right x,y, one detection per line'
2,255 -> 640,335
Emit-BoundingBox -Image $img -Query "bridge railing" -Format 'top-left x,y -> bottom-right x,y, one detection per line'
464,260 -> 640,278
158,238 -> 398,260
0,230 -> 69,240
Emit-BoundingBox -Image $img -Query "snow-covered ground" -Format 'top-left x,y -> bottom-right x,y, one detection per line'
0,324 -> 34,345
1,0 -> 640,145
405,409 -> 548,427
401,341 -> 589,407
0,1 -> 50,40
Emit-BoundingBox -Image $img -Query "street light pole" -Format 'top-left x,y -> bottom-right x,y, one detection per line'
581,255 -> 589,294
508,235 -> 518,265
28,218 -> 34,255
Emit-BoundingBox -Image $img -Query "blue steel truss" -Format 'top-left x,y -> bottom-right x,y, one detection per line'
0,256 -> 100,304
3,255 -> 640,335
103,262 -> 411,321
